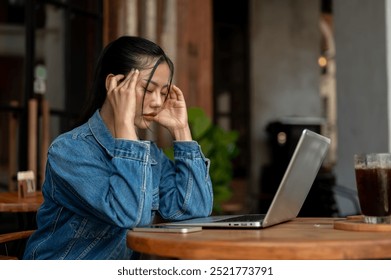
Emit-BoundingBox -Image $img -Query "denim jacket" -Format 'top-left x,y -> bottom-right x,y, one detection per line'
23,110 -> 213,259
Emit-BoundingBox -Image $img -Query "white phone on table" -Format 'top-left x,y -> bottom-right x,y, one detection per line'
132,225 -> 202,233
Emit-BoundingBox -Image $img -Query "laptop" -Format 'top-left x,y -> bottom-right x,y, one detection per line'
165,129 -> 330,228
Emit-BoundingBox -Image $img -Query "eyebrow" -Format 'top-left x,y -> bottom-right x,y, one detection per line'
142,79 -> 169,88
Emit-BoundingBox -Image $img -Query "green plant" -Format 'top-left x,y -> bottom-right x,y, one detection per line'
164,107 -> 239,213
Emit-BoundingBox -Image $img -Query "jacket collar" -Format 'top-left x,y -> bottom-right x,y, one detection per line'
88,110 -> 116,157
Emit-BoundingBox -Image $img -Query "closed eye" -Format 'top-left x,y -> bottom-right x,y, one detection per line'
143,87 -> 153,93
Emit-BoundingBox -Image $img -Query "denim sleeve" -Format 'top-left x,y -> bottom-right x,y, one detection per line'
158,141 -> 214,220
47,137 -> 154,229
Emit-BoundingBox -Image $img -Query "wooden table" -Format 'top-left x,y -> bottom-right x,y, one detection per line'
0,191 -> 43,213
127,218 -> 391,259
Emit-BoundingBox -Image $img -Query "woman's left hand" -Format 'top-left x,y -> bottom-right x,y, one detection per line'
151,85 -> 192,141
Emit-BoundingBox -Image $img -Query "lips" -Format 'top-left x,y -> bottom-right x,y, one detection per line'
143,113 -> 157,118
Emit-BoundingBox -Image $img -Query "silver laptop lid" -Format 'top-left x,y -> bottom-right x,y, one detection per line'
262,129 -> 330,227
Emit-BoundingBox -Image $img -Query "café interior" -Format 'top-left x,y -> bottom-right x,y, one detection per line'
1,0 -> 391,260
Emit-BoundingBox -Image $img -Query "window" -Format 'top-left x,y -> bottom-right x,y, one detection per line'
213,0 -> 250,178
0,0 -> 103,190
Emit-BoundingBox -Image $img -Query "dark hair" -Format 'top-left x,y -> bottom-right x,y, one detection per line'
78,36 -> 174,124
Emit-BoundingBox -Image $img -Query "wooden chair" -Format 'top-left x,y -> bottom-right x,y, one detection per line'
0,230 -> 34,259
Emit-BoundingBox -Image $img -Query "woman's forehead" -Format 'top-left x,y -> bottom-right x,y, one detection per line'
139,63 -> 171,84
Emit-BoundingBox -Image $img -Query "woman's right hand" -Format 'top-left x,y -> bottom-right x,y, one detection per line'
106,69 -> 140,140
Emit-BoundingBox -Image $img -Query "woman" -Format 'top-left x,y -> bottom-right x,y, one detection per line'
23,36 -> 213,259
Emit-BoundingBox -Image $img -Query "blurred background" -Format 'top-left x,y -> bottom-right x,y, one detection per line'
1,0 -> 387,218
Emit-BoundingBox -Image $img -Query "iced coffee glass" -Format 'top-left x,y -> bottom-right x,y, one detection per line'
354,153 -> 391,224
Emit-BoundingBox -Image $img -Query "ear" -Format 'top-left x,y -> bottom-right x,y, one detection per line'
105,74 -> 115,91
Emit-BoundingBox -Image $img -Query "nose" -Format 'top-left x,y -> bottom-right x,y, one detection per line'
149,91 -> 163,108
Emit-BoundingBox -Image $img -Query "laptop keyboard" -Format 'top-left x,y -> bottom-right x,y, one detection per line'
215,214 -> 266,223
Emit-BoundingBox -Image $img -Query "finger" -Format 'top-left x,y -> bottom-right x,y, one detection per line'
172,85 -> 185,101
128,69 -> 140,90
121,69 -> 139,91
168,85 -> 177,100
108,74 -> 124,92
119,69 -> 135,88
